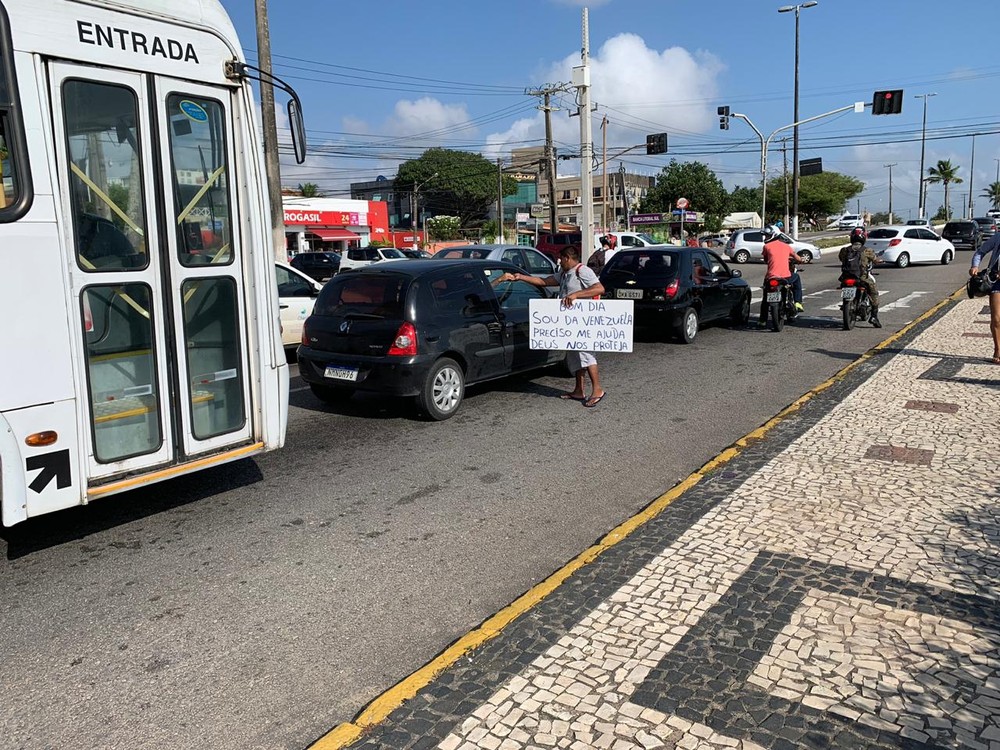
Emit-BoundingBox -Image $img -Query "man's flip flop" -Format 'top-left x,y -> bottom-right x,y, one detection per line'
559,393 -> 585,400
583,393 -> 606,408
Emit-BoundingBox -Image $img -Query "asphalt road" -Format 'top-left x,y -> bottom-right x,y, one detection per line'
0,255 -> 974,750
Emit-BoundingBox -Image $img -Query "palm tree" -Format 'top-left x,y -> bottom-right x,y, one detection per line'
981,181 -> 1000,212
297,182 -> 321,198
926,160 -> 963,221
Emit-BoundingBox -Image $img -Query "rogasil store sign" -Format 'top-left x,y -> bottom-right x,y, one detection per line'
283,210 -> 365,226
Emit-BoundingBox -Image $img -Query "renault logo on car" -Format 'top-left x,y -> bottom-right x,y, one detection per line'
339,321 -> 350,333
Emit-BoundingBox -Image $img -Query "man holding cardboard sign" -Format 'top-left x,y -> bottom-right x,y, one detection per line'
500,245 -> 607,407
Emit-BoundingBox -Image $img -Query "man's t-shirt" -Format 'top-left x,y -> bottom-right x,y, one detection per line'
559,263 -> 600,296
762,239 -> 798,279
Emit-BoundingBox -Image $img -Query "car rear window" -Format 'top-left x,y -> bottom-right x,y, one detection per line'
868,229 -> 898,239
944,222 -> 973,232
604,251 -> 677,278
314,273 -> 408,318
435,247 -> 490,259
381,248 -> 405,259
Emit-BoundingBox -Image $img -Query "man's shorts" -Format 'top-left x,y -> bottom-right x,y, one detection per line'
566,351 -> 597,372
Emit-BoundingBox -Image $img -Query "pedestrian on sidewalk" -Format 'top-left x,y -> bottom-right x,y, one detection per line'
501,246 -> 607,407
970,230 -> 1000,363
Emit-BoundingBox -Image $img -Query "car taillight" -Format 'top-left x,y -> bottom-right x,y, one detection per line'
888,238 -> 901,247
726,240 -> 734,249
387,321 -> 418,356
664,279 -> 680,299
844,277 -> 856,286
768,278 -> 779,288
301,323 -> 309,346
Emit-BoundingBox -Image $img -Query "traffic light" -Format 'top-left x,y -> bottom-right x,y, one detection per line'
718,105 -> 730,130
872,89 -> 903,115
646,132 -> 668,155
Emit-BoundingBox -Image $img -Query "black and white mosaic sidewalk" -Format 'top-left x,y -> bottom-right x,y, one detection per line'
329,298 -> 1000,750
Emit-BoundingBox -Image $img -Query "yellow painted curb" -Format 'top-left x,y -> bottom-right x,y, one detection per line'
307,292 -> 958,750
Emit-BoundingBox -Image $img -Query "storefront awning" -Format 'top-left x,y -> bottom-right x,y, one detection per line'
306,228 -> 360,241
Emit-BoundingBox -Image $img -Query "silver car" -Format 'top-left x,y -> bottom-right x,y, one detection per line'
725,229 -> 821,264
432,244 -> 557,278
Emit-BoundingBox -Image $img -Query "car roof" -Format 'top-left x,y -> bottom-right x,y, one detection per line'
334,258 -> 524,279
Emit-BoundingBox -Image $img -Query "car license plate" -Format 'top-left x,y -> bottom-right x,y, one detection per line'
765,292 -> 781,302
616,289 -> 643,299
324,365 -> 358,382
841,287 -> 857,300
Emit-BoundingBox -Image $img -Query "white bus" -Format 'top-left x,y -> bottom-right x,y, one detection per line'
0,0 -> 306,525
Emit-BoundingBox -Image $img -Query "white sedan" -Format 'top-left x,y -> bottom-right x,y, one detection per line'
276,261 -> 322,348
866,226 -> 956,268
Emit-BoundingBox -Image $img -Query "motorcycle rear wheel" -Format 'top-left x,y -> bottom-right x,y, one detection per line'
842,300 -> 855,330
770,301 -> 783,332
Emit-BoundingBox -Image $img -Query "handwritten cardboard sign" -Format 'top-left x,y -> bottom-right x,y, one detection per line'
528,299 -> 634,353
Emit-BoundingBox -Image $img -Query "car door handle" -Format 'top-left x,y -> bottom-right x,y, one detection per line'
486,322 -> 502,334
279,303 -> 289,309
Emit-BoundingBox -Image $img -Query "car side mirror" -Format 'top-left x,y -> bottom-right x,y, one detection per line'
731,269 -> 742,278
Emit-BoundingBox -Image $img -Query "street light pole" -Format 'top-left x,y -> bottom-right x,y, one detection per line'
411,172 -> 438,250
884,162 -> 897,224
915,92 -> 937,219
779,1 -> 818,240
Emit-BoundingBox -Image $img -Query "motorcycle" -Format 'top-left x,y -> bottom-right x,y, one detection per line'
840,272 -> 875,330
761,272 -> 800,332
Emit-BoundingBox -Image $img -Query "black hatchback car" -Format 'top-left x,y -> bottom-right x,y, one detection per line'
599,247 -> 751,343
297,260 -> 563,420
289,251 -> 342,281
941,220 -> 981,251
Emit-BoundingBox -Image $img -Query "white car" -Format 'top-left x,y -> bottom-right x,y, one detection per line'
340,245 -> 408,271
836,214 -> 864,230
866,225 -> 956,268
725,228 -> 821,264
275,261 -> 322,348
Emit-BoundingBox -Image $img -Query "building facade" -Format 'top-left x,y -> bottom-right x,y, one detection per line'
282,197 -> 390,255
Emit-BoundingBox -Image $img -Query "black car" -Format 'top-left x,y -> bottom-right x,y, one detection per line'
289,251 -> 342,281
297,260 -> 562,420
940,220 -> 981,251
599,247 -> 751,343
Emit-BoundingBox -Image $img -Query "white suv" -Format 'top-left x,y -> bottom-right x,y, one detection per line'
725,229 -> 821,264
836,214 -> 864,230
340,245 -> 407,271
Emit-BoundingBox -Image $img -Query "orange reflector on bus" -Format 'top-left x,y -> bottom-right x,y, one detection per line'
25,431 -> 58,447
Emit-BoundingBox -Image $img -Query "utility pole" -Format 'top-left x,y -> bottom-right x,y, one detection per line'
619,162 -> 628,228
526,85 -> 568,236
573,8 -> 594,265
601,115 -> 608,232
782,138 -> 790,230
254,0 -> 287,262
884,162 -> 897,224
915,92 -> 936,219
496,157 -> 504,243
968,134 -> 976,218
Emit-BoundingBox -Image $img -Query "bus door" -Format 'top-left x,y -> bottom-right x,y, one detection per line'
152,78 -> 252,457
49,64 -> 253,482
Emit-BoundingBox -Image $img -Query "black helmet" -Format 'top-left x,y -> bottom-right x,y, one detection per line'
849,227 -> 867,244
761,224 -> 780,241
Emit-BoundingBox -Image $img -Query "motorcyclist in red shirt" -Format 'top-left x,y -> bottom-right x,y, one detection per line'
757,224 -> 809,328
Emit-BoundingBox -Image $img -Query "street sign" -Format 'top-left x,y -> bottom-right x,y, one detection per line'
515,212 -> 529,223
799,158 -> 823,177
676,197 -> 689,209
630,213 -> 665,225
529,203 -> 547,218
670,210 -> 700,222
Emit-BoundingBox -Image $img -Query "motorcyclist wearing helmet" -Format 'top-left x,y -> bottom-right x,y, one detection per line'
838,227 -> 881,328
758,224 -> 808,327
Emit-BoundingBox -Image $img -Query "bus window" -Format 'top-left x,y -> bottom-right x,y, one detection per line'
0,118 -> 15,210
63,80 -> 148,272
81,284 -> 163,462
0,3 -> 29,220
166,95 -> 233,267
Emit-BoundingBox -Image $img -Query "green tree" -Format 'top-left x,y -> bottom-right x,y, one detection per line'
931,204 -> 949,222
926,160 -> 962,221
638,160 -> 729,230
426,215 -> 461,240
107,183 -> 130,232
980,181 -> 1000,212
767,171 -> 864,228
396,148 -> 517,228
728,185 -> 761,214
297,182 -> 321,197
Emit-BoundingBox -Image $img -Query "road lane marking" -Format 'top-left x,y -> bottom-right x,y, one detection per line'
881,291 -> 930,311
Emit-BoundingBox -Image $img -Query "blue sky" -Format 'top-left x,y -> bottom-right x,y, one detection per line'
221,0 -> 1000,219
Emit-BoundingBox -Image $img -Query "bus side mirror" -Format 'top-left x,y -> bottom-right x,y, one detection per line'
287,97 -> 307,164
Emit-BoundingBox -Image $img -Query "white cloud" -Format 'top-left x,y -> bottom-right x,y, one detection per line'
383,97 -> 472,139
484,33 -> 725,172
